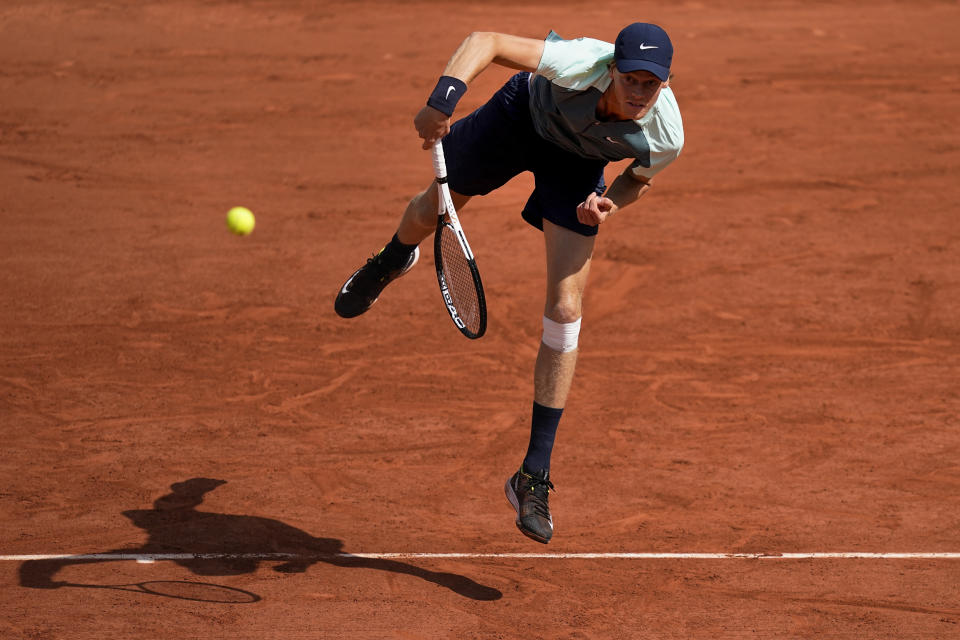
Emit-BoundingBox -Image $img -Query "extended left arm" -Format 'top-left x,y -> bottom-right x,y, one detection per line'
576,169 -> 652,226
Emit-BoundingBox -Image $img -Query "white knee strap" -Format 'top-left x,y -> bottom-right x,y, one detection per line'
541,316 -> 581,353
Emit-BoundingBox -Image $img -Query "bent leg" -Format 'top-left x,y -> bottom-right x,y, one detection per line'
334,181 -> 470,318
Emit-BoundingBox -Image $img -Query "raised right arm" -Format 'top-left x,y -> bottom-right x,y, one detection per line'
414,32 -> 545,148
441,32 -> 545,82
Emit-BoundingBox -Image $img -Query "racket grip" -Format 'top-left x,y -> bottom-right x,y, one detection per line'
431,141 -> 447,180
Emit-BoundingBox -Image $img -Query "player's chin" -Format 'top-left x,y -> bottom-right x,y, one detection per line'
625,103 -> 649,119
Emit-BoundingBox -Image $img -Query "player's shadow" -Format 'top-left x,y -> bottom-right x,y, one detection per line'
18,478 -> 502,601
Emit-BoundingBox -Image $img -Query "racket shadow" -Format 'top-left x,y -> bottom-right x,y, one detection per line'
18,477 -> 502,602
62,579 -> 261,604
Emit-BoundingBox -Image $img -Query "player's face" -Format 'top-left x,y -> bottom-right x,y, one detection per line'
606,68 -> 666,120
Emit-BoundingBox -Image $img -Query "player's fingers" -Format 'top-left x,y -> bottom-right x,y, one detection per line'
576,203 -> 600,226
594,199 -> 618,225
422,131 -> 443,149
420,130 -> 437,150
420,125 -> 450,150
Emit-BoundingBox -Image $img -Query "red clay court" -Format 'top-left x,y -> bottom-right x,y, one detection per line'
2,1 -> 959,638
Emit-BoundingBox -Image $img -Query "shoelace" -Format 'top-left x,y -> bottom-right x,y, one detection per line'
364,250 -> 411,284
355,252 -> 393,287
522,475 -> 555,518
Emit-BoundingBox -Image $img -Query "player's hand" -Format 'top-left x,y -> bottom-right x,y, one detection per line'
414,106 -> 451,149
576,192 -> 617,226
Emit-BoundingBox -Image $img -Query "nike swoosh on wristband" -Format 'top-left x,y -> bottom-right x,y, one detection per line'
445,86 -> 457,99
637,44 -> 658,50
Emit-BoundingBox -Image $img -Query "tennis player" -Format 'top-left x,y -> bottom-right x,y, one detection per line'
335,23 -> 684,543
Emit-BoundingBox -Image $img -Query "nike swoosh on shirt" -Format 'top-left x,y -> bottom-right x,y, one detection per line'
445,86 -> 457,99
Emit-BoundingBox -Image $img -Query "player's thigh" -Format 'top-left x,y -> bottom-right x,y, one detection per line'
542,219 -> 595,321
523,152 -> 606,237
442,73 -> 534,196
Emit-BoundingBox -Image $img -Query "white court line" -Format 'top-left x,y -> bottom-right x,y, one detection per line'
2,552 -> 960,561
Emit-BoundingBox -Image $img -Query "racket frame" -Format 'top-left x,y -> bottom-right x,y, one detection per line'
432,141 -> 487,339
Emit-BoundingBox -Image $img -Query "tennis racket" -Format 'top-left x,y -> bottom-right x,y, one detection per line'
432,141 -> 486,339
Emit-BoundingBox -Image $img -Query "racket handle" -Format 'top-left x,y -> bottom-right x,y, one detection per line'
431,141 -> 447,180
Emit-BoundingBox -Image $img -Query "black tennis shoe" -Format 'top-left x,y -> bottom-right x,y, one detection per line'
335,246 -> 419,318
505,466 -> 555,544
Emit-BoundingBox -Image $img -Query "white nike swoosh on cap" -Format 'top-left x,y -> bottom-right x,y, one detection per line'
445,86 -> 457,99
637,44 -> 659,50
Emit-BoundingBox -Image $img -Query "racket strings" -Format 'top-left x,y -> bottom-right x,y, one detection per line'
438,225 -> 482,333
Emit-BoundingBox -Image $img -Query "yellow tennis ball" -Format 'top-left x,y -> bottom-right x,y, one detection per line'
226,206 -> 255,235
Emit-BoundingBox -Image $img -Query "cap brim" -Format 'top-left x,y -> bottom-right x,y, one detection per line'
615,59 -> 670,82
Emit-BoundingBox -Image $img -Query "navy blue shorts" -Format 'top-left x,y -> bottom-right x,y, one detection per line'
441,73 -> 607,237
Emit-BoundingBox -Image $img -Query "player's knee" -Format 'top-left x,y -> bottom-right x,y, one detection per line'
545,294 -> 582,325
407,189 -> 436,227
541,315 -> 581,353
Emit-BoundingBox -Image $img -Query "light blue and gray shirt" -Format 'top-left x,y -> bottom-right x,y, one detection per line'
530,31 -> 684,180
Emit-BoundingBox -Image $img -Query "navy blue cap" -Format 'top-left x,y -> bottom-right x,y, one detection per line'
614,23 -> 673,82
